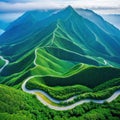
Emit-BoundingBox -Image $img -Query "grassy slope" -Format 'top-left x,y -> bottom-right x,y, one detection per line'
0,22 -> 56,62
1,50 -> 35,76
26,63 -> 120,99
49,14 -> 120,66
0,59 -> 5,68
27,65 -> 120,88
35,48 -> 74,74
1,47 -> 120,100
0,84 -> 120,120
0,48 -> 74,87
94,77 -> 120,91
45,47 -> 100,66
1,47 -> 120,99
0,50 -> 35,87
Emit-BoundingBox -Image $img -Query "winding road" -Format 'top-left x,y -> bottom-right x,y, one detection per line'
0,50 -> 120,111
22,76 -> 120,111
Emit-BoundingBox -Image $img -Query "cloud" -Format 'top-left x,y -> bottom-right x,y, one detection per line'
0,0 -> 60,13
0,0 -> 120,14
0,0 -> 119,29
0,13 -> 23,22
0,0 -> 34,3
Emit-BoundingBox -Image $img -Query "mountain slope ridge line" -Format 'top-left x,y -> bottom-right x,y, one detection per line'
0,49 -> 120,111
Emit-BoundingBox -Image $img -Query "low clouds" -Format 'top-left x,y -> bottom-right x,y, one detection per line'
0,0 -> 34,3
0,13 -> 23,22
0,0 -> 59,13
0,0 -> 120,28
0,0 -> 120,14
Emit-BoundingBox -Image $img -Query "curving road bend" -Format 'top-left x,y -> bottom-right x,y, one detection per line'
22,75 -> 120,111
0,51 -> 120,111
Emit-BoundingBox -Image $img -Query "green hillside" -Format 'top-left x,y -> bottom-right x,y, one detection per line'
26,64 -> 120,99
0,48 -> 74,86
0,59 -> 5,69
1,50 -> 35,76
0,6 -> 120,67
27,66 -> 120,88
35,48 -> 74,73
76,8 -> 120,39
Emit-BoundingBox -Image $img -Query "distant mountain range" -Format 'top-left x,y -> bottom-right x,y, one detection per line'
0,6 -> 120,65
102,14 -> 120,30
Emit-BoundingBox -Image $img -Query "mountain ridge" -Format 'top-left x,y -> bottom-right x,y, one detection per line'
0,6 -> 120,87
0,6 -> 120,67
76,8 -> 120,36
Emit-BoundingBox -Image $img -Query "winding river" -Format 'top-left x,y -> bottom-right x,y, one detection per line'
0,50 -> 120,111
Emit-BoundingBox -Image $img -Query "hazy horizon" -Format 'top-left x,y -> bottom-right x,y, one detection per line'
0,0 -> 120,30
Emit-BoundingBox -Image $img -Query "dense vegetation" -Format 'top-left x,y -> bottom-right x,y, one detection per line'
28,67 -> 120,88
0,84 -> 120,120
26,64 -> 120,100
26,77 -> 120,101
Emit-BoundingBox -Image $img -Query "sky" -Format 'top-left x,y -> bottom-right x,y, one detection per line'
0,0 -> 120,29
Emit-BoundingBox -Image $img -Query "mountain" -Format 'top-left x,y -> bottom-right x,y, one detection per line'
76,9 -> 120,38
0,6 -> 119,92
0,9 -> 58,45
0,6 -> 120,67
102,14 -> 120,29
0,6 -> 120,118
0,20 -> 9,30
6,9 -> 57,31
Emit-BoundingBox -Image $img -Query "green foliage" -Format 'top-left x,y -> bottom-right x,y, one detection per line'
26,65 -> 120,100
27,79 -> 92,100
94,78 -> 120,91
36,67 -> 120,88
35,48 -> 74,74
1,50 -> 35,76
0,59 -> 5,68
73,86 -> 120,102
0,84 -> 120,120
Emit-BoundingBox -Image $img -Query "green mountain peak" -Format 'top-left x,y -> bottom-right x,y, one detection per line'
65,5 -> 74,10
